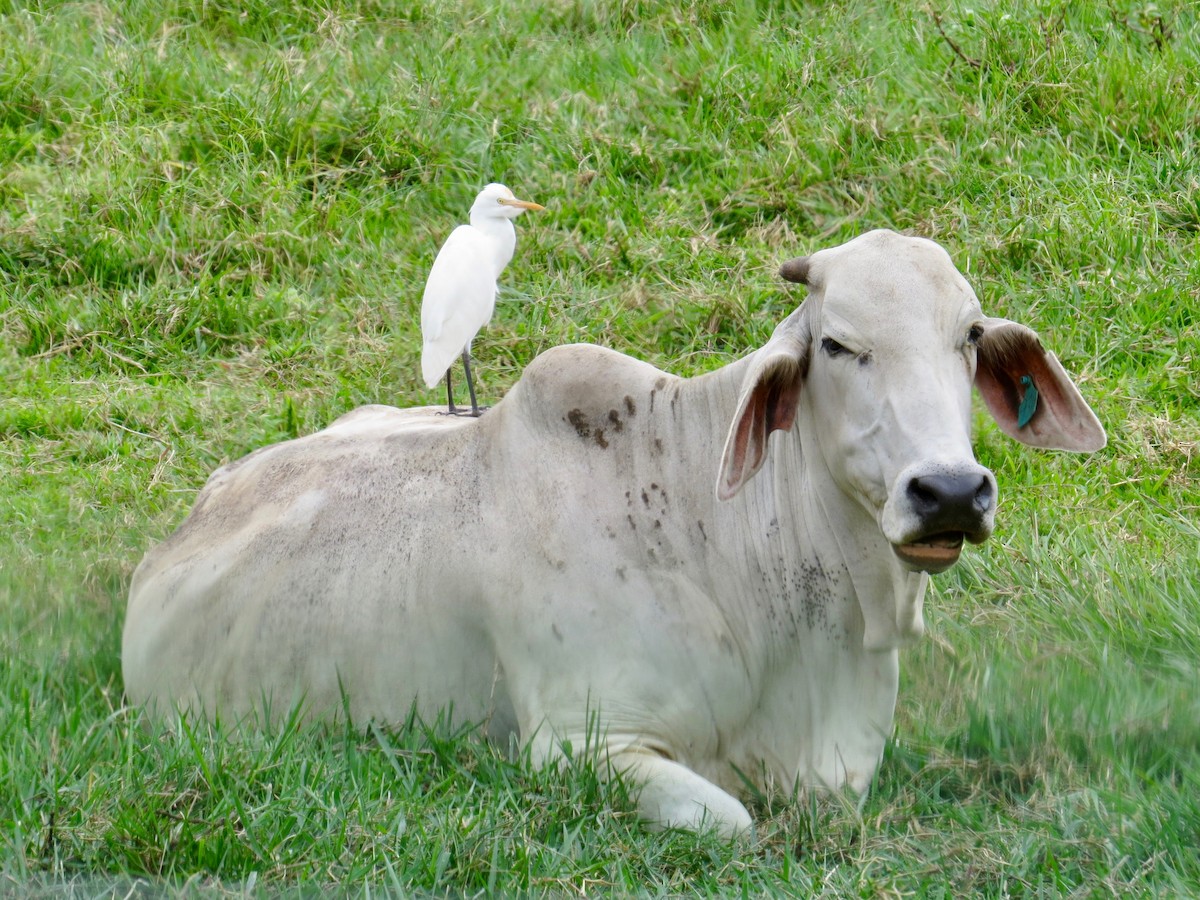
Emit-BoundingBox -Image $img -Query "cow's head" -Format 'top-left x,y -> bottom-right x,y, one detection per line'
717,229 -> 1105,574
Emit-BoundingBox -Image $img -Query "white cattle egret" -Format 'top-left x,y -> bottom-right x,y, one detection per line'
420,183 -> 544,416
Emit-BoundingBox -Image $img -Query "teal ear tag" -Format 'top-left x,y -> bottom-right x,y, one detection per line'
1017,375 -> 1039,428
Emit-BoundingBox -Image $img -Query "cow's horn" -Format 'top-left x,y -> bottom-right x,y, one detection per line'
779,256 -> 811,284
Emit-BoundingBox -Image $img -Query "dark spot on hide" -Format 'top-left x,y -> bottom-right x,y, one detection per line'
697,520 -> 707,541
788,560 -> 838,633
627,514 -> 637,531
616,567 -> 627,581
568,408 -> 613,448
653,438 -> 663,454
759,558 -> 846,642
641,490 -> 650,507
651,378 -> 667,414
567,409 -> 590,439
624,396 -> 636,416
653,520 -> 661,529
552,624 -> 563,642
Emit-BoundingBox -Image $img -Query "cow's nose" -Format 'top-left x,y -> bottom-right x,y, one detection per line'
907,472 -> 994,527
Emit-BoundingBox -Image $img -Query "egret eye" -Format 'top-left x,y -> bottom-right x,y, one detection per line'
967,325 -> 984,346
821,337 -> 850,358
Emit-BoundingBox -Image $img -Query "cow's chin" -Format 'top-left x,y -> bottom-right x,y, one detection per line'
892,532 -> 965,573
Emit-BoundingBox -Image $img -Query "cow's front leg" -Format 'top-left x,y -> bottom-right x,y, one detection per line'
606,747 -> 753,839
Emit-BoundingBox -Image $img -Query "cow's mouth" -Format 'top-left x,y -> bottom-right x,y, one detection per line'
893,532 -> 966,573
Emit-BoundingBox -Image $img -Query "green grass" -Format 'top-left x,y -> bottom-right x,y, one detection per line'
2,0 -> 1198,894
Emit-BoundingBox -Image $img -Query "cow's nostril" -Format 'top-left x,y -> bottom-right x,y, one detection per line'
973,478 -> 994,514
907,477 -> 939,513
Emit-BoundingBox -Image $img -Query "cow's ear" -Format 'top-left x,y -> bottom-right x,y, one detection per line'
974,317 -> 1106,452
716,310 -> 810,501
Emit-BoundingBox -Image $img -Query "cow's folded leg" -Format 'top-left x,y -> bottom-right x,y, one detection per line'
606,748 -> 754,840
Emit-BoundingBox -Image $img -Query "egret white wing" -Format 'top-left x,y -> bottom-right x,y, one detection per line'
420,225 -> 499,388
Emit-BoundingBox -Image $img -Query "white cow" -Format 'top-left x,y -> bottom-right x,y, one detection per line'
123,230 -> 1105,838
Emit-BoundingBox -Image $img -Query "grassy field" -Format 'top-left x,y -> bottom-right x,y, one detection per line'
2,0 -> 1198,894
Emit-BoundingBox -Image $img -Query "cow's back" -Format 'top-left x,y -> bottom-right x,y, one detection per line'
122,405 -> 510,730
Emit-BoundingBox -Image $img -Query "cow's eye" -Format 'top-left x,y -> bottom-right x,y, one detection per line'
821,337 -> 850,358
967,325 -> 984,346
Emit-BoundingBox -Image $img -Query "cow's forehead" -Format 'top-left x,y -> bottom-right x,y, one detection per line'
813,231 -> 982,335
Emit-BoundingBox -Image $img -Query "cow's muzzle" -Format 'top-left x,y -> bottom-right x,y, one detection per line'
891,471 -> 995,573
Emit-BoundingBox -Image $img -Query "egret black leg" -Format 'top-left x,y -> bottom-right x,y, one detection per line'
444,368 -> 457,415
461,350 -> 480,417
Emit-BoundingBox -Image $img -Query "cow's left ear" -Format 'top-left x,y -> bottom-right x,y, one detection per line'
974,317 -> 1106,452
716,308 -> 810,501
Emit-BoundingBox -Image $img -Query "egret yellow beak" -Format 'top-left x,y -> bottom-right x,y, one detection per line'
499,197 -> 545,211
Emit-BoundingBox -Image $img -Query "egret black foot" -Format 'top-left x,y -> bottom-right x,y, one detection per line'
436,407 -> 489,418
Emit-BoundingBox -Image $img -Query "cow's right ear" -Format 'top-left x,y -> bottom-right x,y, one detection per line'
716,308 -> 810,501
